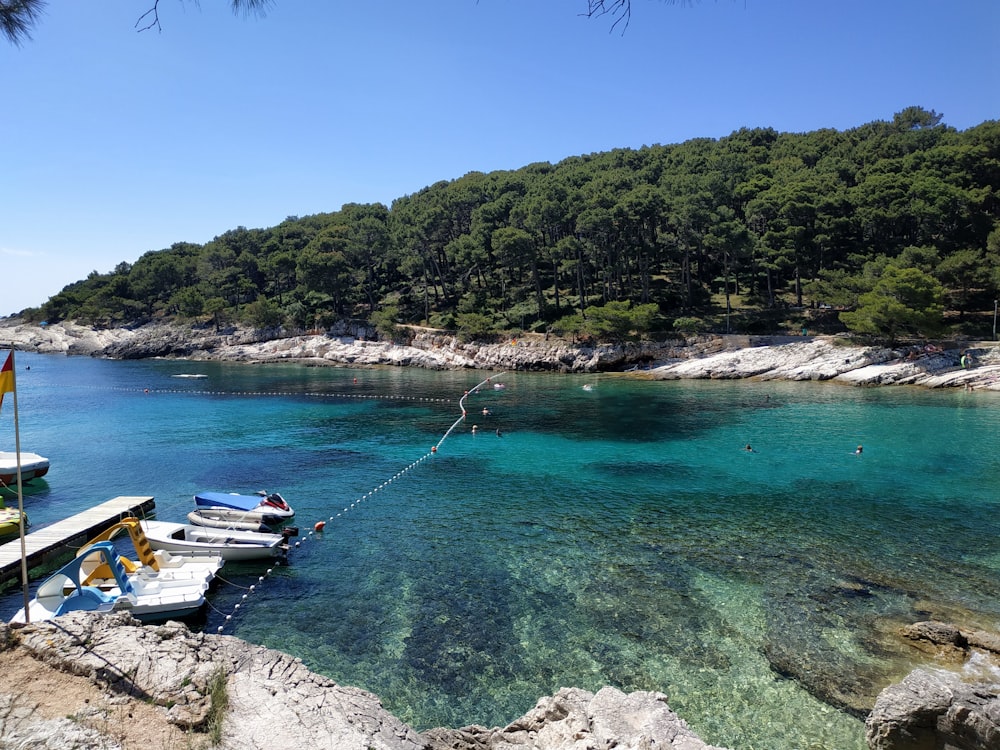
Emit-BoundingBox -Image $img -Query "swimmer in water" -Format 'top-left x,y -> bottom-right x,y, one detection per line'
855,445 -> 863,455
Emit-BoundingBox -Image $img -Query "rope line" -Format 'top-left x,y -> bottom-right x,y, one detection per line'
211,372 -> 506,634
69,385 -> 455,403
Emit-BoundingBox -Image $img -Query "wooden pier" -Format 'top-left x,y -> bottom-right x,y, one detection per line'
0,496 -> 155,591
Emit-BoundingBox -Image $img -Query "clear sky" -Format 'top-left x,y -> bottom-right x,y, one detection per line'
2,0 -> 997,317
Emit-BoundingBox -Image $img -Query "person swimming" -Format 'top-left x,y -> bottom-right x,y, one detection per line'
745,444 -> 756,453
855,445 -> 863,455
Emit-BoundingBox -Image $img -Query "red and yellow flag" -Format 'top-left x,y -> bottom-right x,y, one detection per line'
0,351 -> 13,410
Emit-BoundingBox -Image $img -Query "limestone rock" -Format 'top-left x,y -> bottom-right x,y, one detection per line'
865,668 -> 1000,750
423,686 -> 728,750
4,319 -> 1000,390
1,613 -> 726,750
5,611 -> 426,750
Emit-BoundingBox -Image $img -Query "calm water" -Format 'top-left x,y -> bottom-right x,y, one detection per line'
3,351 -> 1000,750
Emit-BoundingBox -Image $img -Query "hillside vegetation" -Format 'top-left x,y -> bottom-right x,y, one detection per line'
24,107 -> 1000,344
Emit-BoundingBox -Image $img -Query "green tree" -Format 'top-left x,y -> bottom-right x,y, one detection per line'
455,312 -> 496,342
839,266 -> 945,342
244,296 -> 283,329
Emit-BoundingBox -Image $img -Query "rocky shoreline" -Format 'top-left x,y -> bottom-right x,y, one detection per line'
3,318 -> 1000,390
2,611 -> 727,750
3,318 -> 1000,749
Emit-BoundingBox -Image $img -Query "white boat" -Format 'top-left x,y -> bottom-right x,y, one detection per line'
0,451 -> 49,484
140,520 -> 295,561
79,517 -> 223,584
187,507 -> 274,533
194,491 -> 295,521
10,542 -> 210,624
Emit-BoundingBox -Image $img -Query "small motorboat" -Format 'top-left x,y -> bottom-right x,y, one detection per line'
79,517 -> 223,584
0,506 -> 27,538
0,451 -> 50,485
187,507 -> 274,533
194,491 -> 295,521
140,520 -> 297,562
10,541 -> 210,624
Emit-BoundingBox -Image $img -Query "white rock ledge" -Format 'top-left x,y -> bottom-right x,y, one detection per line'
2,320 -> 999,389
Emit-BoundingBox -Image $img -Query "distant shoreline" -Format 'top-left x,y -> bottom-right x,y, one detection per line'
3,318 -> 999,390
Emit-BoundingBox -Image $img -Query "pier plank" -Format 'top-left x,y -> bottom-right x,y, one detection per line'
0,496 -> 155,590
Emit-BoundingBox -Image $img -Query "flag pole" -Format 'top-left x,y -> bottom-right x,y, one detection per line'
7,348 -> 30,621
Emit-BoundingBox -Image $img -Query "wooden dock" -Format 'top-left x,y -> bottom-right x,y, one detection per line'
0,496 -> 155,591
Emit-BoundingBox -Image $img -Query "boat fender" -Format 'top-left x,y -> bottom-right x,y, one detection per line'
314,521 -> 326,532
281,526 -> 300,538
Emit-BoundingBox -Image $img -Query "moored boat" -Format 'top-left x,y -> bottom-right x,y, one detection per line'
10,541 -> 210,624
78,517 -> 224,584
140,519 -> 296,561
0,451 -> 50,485
187,507 -> 274,533
0,506 -> 27,538
194,491 -> 295,521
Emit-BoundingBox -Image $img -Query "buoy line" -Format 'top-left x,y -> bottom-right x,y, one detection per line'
207,569 -> 277,628
210,372 -> 505,634
72,385 -> 454,403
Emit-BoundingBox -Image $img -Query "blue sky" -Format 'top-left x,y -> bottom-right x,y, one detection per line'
2,0 -> 997,317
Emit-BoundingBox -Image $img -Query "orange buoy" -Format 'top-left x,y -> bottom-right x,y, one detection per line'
314,521 -> 326,532
431,446 -> 437,453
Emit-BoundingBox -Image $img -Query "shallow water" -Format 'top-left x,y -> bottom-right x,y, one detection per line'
3,352 -> 999,749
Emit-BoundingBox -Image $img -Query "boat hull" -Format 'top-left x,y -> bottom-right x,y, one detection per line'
141,520 -> 287,561
0,507 -> 27,538
0,451 -> 50,485
187,508 -> 273,533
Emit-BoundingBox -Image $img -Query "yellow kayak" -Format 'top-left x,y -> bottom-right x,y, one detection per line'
0,506 -> 28,538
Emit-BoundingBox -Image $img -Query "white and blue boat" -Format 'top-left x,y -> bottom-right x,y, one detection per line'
194,490 -> 295,521
10,541 -> 210,624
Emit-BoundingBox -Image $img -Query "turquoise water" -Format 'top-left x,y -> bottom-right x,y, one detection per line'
3,351 -> 1000,750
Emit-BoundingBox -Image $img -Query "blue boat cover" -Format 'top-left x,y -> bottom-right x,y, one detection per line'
194,492 -> 263,511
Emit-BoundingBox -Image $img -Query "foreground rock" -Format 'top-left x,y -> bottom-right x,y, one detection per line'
865,669 -> 1000,750
0,611 -> 727,750
425,687 -> 727,750
864,621 -> 1000,750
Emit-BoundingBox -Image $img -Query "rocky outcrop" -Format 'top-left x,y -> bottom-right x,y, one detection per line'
424,686 -> 727,750
863,621 -> 1000,750
900,620 -> 1000,661
865,668 -> 1000,750
646,339 -> 1000,390
4,318 -> 999,389
0,611 -> 727,750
